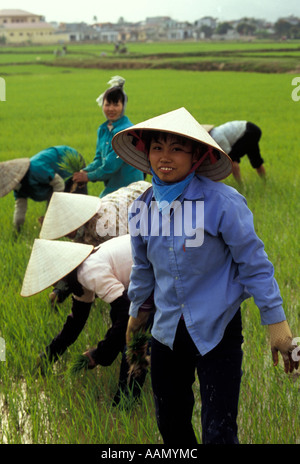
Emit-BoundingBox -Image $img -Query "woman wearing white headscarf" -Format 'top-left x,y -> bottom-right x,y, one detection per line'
73,76 -> 144,197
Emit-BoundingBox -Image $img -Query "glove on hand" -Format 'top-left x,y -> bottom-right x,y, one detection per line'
126,311 -> 151,379
268,320 -> 299,373
126,312 -> 150,347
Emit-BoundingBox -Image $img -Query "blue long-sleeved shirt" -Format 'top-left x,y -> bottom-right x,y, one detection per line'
83,116 -> 144,197
14,146 -> 81,202
127,175 -> 285,355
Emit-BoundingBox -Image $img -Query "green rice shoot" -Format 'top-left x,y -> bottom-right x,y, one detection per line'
57,150 -> 85,181
126,330 -> 151,378
0,42 -> 299,444
67,354 -> 90,376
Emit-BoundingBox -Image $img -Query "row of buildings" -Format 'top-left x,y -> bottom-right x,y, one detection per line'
0,9 -> 299,45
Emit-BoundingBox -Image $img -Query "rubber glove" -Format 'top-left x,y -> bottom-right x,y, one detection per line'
269,320 -> 299,373
126,311 -> 150,347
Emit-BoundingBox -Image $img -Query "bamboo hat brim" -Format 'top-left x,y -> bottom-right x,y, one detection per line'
21,239 -> 94,297
112,108 -> 232,182
202,124 -> 214,132
0,158 -> 30,198
39,192 -> 102,240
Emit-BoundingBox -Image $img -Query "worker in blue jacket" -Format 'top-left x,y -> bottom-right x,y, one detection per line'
73,76 -> 144,197
12,145 -> 86,230
111,108 -> 299,445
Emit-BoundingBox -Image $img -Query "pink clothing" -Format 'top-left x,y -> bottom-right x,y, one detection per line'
77,234 -> 132,304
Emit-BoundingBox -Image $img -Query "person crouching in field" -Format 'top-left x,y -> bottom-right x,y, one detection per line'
0,146 -> 87,232
40,180 -> 151,246
39,180 -> 151,306
111,107 -> 298,444
206,121 -> 266,183
21,235 -> 154,406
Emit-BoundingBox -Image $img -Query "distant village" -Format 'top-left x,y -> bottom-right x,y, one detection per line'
1,8 -> 300,45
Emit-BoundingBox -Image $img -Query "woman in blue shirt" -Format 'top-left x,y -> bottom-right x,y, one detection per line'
73,76 -> 144,197
111,108 -> 298,445
12,145 -> 86,231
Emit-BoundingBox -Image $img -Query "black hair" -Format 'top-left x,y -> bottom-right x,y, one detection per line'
130,129 -> 220,163
103,86 -> 125,105
140,130 -> 206,157
60,267 -> 84,298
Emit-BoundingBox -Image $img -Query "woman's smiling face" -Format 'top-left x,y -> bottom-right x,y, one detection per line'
102,98 -> 124,122
149,134 -> 198,183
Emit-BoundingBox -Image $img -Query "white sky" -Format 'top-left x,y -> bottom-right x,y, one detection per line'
4,0 -> 300,24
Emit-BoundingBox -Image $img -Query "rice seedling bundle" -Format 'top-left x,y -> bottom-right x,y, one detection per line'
126,330 -> 151,379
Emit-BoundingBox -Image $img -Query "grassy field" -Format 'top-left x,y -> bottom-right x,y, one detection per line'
1,40 -> 300,72
0,41 -> 300,445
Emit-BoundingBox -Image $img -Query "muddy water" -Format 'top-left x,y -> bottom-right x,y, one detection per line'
0,380 -> 50,444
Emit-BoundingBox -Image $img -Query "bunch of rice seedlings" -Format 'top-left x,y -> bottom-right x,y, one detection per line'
126,329 -> 151,379
67,354 -> 90,376
57,150 -> 85,181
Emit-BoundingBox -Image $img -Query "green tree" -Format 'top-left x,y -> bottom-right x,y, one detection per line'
274,19 -> 292,38
215,22 -> 233,35
200,25 -> 214,38
290,25 -> 300,39
236,22 -> 256,36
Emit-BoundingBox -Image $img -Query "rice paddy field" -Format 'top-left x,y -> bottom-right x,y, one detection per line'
0,41 -> 300,446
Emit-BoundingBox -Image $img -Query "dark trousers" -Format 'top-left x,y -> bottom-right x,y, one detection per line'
229,122 -> 264,169
47,297 -> 92,361
91,295 -> 129,366
91,300 -> 153,405
46,293 -> 151,403
150,310 -> 243,445
47,294 -> 129,365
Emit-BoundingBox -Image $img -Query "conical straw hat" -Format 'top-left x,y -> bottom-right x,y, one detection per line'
112,107 -> 232,182
39,192 -> 102,240
0,158 -> 30,198
202,124 -> 214,132
21,239 -> 94,297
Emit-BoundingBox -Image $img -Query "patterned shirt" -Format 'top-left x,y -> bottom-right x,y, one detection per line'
75,180 -> 151,246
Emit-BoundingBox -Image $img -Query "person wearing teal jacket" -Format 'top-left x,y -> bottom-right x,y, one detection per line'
73,76 -> 144,198
13,145 -> 86,230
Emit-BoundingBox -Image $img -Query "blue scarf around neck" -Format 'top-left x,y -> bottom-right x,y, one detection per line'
151,168 -> 195,215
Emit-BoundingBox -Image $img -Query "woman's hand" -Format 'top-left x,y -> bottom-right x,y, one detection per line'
269,320 -> 299,373
73,171 -> 89,183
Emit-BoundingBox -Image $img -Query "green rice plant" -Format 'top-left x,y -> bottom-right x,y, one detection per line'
67,354 -> 90,376
126,329 -> 151,379
57,149 -> 85,181
0,44 -> 299,444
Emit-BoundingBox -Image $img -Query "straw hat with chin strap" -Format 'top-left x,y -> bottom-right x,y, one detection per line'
111,107 -> 232,182
0,158 -> 30,198
21,239 -> 94,297
39,191 -> 102,240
